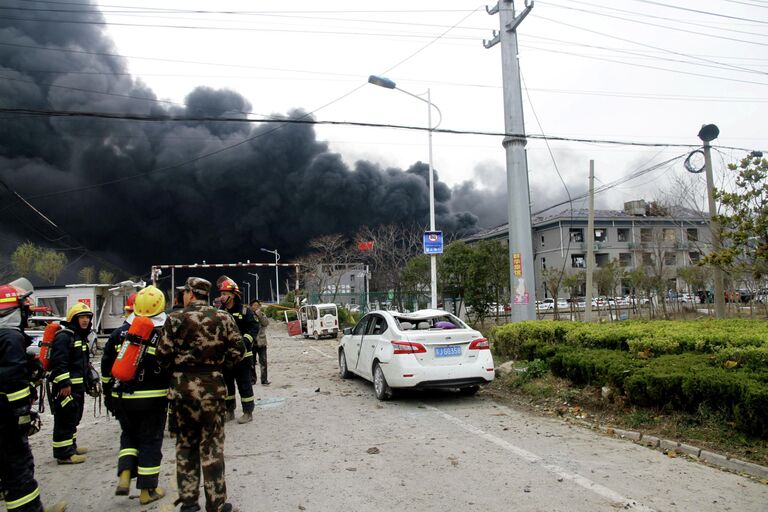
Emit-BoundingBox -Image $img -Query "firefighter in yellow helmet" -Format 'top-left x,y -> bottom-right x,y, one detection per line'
49,302 -> 93,464
102,285 -> 169,505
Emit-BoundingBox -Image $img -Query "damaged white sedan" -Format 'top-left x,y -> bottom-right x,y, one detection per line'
337,309 -> 495,400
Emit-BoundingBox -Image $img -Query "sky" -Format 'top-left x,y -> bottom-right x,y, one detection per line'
96,0 -> 767,215
0,0 -> 766,282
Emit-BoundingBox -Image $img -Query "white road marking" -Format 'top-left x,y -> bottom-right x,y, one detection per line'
426,404 -> 656,512
309,346 -> 333,359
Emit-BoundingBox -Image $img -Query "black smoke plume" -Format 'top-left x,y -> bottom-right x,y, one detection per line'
0,1 -> 482,279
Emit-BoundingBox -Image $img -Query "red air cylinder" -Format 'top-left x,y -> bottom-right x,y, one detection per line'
39,322 -> 61,371
111,316 -> 155,382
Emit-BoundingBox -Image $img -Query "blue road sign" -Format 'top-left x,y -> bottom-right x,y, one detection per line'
423,231 -> 443,254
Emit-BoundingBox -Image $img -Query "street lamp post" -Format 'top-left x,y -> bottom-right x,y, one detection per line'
248,272 -> 259,301
368,74 -> 442,309
261,248 -> 280,303
242,281 -> 251,305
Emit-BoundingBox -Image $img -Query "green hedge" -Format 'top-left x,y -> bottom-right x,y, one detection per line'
492,320 -> 768,437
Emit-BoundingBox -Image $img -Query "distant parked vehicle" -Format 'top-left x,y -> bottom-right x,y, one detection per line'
299,303 -> 340,340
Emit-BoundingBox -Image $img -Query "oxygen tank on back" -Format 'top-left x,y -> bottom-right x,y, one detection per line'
111,316 -> 155,382
39,322 -> 61,371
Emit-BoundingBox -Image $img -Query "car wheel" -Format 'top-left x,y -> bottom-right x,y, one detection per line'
372,362 -> 392,401
339,349 -> 351,379
458,385 -> 479,396
313,331 -> 319,341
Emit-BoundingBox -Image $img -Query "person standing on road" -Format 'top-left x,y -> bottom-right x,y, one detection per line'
102,285 -> 169,505
217,277 -> 256,424
156,277 -> 244,512
249,299 -> 270,386
0,283 -> 67,512
50,302 -> 93,465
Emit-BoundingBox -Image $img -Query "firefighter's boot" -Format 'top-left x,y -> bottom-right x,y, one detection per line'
139,487 -> 166,505
57,454 -> 86,464
44,501 -> 68,512
237,412 -> 252,424
225,410 -> 235,422
75,446 -> 89,455
115,469 -> 131,496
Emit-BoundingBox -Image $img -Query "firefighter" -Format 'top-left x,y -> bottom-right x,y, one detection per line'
0,283 -> 67,512
49,302 -> 93,464
249,299 -> 270,386
102,285 -> 169,505
218,277 -> 257,424
156,277 -> 244,512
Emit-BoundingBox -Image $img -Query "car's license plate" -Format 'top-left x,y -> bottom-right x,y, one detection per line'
435,345 -> 461,357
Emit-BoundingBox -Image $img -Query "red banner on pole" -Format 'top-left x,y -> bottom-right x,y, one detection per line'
358,241 -> 374,251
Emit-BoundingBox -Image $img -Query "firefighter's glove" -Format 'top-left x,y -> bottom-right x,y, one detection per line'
18,410 -> 41,436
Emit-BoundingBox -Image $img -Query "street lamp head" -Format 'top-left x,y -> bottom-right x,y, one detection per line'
368,75 -> 396,89
698,124 -> 720,143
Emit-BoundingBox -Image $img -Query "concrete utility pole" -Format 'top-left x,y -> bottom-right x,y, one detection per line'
699,124 -> 725,318
584,161 -> 595,322
484,0 -> 536,321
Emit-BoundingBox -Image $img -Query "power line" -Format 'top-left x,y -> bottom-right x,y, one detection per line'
543,0 -> 768,40
523,43 -> 768,87
626,0 -> 768,24
0,106 -> 738,147
535,14 -> 768,76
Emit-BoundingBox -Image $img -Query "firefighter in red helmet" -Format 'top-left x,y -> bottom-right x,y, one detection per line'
217,277 -> 257,424
0,282 -> 67,512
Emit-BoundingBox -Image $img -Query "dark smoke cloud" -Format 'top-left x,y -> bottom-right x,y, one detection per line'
0,1 -> 481,277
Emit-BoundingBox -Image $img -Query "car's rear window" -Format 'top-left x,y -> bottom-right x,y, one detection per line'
395,314 -> 466,330
319,307 -> 336,316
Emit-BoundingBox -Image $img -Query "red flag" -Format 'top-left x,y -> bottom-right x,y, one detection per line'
358,241 -> 374,252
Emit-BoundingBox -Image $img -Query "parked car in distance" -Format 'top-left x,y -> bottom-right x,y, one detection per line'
536,298 -> 554,311
24,315 -> 65,357
338,309 -> 495,400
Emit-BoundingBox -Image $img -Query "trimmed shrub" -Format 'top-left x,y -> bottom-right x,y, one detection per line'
492,321 -> 574,360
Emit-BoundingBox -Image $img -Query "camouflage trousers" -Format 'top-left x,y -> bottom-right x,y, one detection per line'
173,399 -> 227,512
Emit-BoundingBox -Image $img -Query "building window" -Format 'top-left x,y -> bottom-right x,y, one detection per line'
350,274 -> 355,283
569,228 -> 584,243
689,251 -> 702,263
541,235 -> 545,247
664,252 -> 677,266
619,253 -> 632,267
572,254 -> 586,268
642,252 -> 654,265
351,286 -> 355,294
640,228 -> 653,242
687,228 -> 698,242
617,228 -> 630,242
663,228 -> 676,242
541,257 -> 547,270
594,228 -> 607,242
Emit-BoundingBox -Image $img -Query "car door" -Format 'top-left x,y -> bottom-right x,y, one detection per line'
357,314 -> 389,380
346,315 -> 372,376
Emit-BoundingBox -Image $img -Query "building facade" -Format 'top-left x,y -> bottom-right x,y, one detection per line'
465,200 -> 712,300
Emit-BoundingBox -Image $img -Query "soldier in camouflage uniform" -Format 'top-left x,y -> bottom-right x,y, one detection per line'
156,277 -> 245,512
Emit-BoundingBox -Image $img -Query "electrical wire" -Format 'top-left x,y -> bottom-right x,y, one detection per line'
535,14 -> 768,75
521,69 -> 574,296
543,0 -> 768,40
626,0 -> 768,24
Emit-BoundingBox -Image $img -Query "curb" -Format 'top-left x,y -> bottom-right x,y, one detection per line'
595,424 -> 768,481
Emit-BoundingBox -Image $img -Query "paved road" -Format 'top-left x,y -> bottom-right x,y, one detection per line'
26,324 -> 768,511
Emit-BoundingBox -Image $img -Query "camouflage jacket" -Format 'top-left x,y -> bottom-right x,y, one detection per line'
254,309 -> 269,347
156,300 -> 244,402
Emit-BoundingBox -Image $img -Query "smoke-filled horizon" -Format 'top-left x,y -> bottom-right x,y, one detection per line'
0,0 -> 510,276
